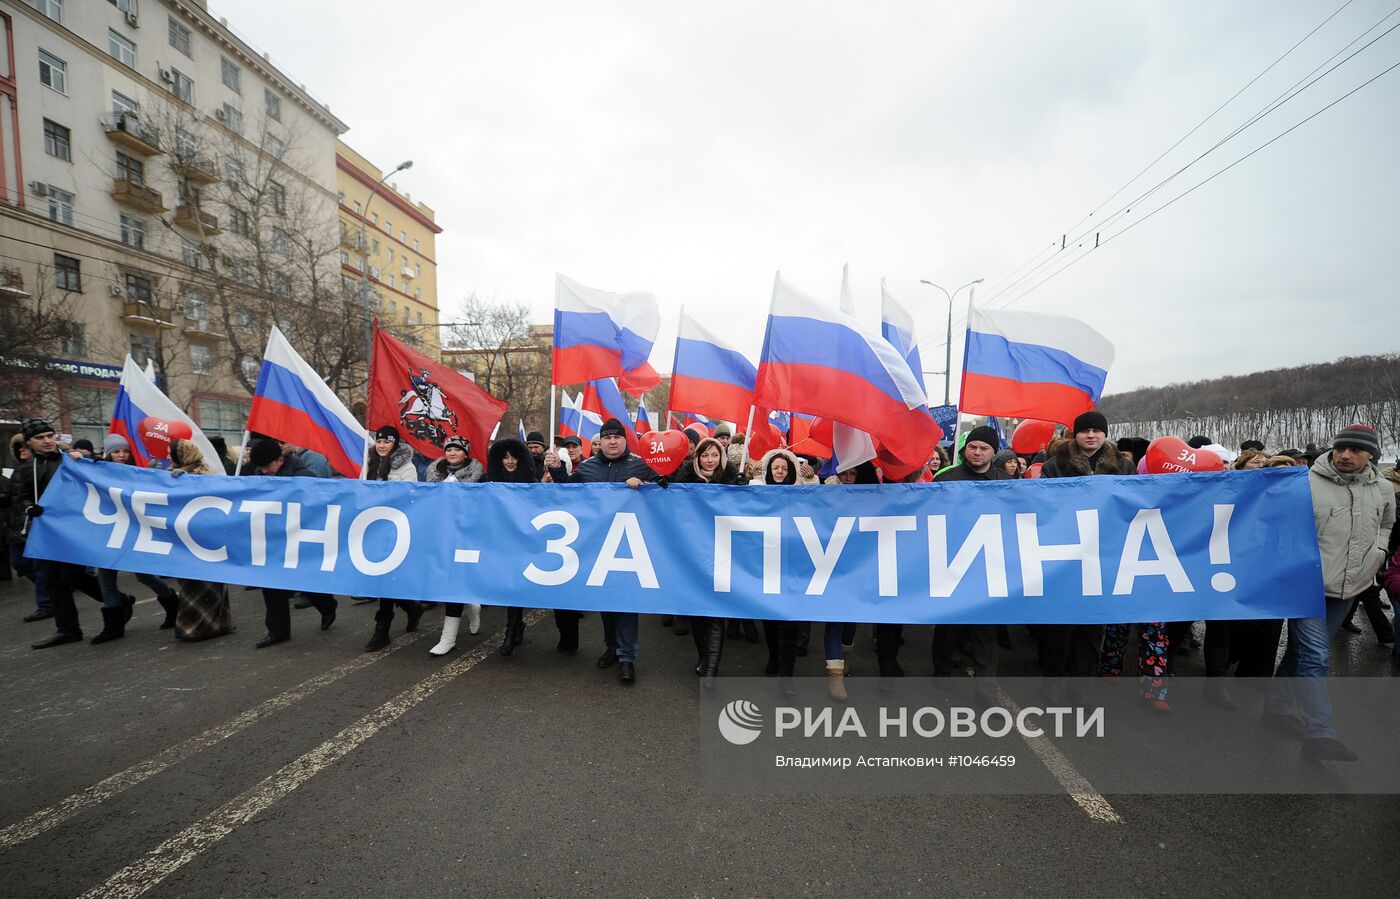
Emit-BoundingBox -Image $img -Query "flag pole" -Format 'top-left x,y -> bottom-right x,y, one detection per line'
232,429 -> 250,476
742,404 -> 757,460
952,285 -> 977,448
549,385 -> 557,449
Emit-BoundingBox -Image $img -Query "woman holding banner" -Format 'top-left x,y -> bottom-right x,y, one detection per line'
753,448 -> 803,694
364,426 -> 425,652
676,437 -> 741,686
167,439 -> 235,641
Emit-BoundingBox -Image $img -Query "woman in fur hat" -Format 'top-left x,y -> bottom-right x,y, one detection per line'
752,448 -> 804,693
168,439 -> 235,641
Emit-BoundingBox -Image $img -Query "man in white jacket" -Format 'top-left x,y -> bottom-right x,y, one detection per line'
1264,424 -> 1395,761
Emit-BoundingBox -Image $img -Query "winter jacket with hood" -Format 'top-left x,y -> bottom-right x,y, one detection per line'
674,438 -> 741,484
5,448 -> 64,545
1040,439 -> 1133,478
425,455 -> 484,483
367,443 -> 418,482
936,444 -> 1015,483
485,438 -> 539,485
1309,451 -> 1395,599
751,448 -> 803,486
551,446 -> 656,484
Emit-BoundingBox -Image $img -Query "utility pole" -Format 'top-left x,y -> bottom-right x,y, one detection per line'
919,278 -> 983,406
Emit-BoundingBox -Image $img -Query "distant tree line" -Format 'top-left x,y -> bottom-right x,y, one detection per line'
1099,354 -> 1400,455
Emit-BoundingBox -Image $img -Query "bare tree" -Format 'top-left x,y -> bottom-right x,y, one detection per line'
443,293 -> 552,428
0,264 -> 89,421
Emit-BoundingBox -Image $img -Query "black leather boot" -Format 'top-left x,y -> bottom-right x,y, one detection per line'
702,619 -> 724,685
403,601 -> 425,633
90,606 -> 126,644
156,592 -> 179,629
364,625 -> 391,652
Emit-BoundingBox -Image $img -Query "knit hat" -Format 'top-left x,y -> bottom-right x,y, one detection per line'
249,439 -> 284,469
714,423 -> 732,438
72,438 -> 95,454
1333,424 -> 1380,456
683,427 -> 701,446
1186,435 -> 1212,449
992,448 -> 1018,469
1072,411 -> 1108,435
103,434 -> 130,455
21,418 -> 54,440
965,425 -> 1000,452
525,430 -> 546,448
1240,440 -> 1265,452
598,417 -> 626,439
374,425 -> 400,443
443,436 -> 468,453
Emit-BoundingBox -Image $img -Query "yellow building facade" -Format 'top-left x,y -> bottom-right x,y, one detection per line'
335,141 -> 441,353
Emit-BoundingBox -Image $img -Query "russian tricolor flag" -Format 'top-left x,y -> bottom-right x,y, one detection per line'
634,398 -> 652,433
580,377 -> 640,453
754,273 -> 941,466
880,281 -> 927,395
109,355 -> 222,471
552,273 -> 660,388
558,391 -> 598,456
668,311 -> 757,427
248,326 -> 368,478
960,304 -> 1115,426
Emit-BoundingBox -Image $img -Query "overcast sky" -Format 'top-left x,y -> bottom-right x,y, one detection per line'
219,0 -> 1400,398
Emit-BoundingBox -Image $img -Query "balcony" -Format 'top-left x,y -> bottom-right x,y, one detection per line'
112,179 -> 166,214
400,264 -> 415,280
171,153 -> 220,184
341,227 -> 366,251
175,204 -> 220,235
0,265 -> 27,300
181,318 -> 226,340
101,113 -> 163,156
122,301 -> 176,328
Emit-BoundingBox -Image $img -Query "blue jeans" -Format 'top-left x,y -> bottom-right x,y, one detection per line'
1266,596 -> 1351,739
602,612 -> 639,663
97,569 -> 178,609
10,544 -> 50,613
823,622 -> 857,661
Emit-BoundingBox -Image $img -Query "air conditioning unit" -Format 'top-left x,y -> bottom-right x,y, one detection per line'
108,285 -> 125,297
29,181 -> 48,198
125,11 -> 139,27
159,66 -> 173,83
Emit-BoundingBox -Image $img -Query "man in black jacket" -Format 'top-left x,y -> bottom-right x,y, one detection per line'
931,425 -> 1012,701
12,419 -> 105,648
544,418 -> 655,684
240,438 -> 337,647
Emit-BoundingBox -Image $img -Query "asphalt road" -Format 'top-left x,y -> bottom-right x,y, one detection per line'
1,573 -> 1397,898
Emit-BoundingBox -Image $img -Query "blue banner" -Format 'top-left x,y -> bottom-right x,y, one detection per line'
24,460 -> 1324,624
930,404 -> 958,441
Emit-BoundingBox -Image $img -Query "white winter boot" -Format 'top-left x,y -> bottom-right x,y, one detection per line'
430,616 -> 461,656
467,604 -> 482,635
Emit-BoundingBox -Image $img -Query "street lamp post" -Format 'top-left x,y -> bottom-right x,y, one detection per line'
360,159 -> 412,377
919,277 -> 983,406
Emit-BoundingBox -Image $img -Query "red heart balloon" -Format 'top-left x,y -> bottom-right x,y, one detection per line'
639,429 -> 690,476
1145,436 -> 1225,474
138,416 -> 193,459
1024,462 -> 1044,479
1011,419 -> 1057,455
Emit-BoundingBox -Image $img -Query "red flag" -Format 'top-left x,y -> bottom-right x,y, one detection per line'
618,361 -> 662,397
743,406 -> 786,461
368,325 -> 507,466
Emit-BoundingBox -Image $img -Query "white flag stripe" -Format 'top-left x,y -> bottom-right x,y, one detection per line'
968,306 -> 1116,371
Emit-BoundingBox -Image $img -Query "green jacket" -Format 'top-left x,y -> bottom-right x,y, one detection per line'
1309,453 -> 1396,599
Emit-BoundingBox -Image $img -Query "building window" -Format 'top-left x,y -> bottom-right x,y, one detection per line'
230,258 -> 254,285
46,186 -> 74,225
353,200 -> 362,214
221,56 -> 241,93
108,0 -> 135,11
273,273 -> 291,298
175,128 -> 197,159
220,103 -> 243,135
400,230 -> 407,244
190,344 -> 213,374
129,332 -> 158,367
340,250 -> 350,266
387,274 -> 395,289
33,0 -> 63,23
198,398 -> 252,445
227,207 -> 250,237
116,151 -> 145,185
172,68 -> 195,105
373,239 -> 380,255
337,190 -> 345,205
233,308 -> 254,333
69,386 -> 117,448
386,247 -> 394,263
120,215 -> 146,250
108,30 -> 136,68
271,227 -> 290,255
414,263 -> 421,278
238,354 -> 259,383
264,88 -> 281,122
224,155 -> 245,187
53,253 -> 81,291
266,134 -> 284,159
370,212 -> 377,226
181,237 -> 204,270
268,181 -> 285,214
124,273 -> 153,304
183,291 -> 208,325
385,219 -> 392,233
112,90 -> 139,117
43,119 -> 71,161
168,16 -> 192,56
414,288 -> 422,300
60,323 -> 85,357
413,239 -> 421,252
38,50 -> 66,94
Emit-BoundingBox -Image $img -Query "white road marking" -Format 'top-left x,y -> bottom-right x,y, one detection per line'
81,612 -> 542,899
0,632 -> 424,849
994,687 -> 1124,824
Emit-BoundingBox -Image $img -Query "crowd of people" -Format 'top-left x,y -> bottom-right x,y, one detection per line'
3,411 -> 1395,762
